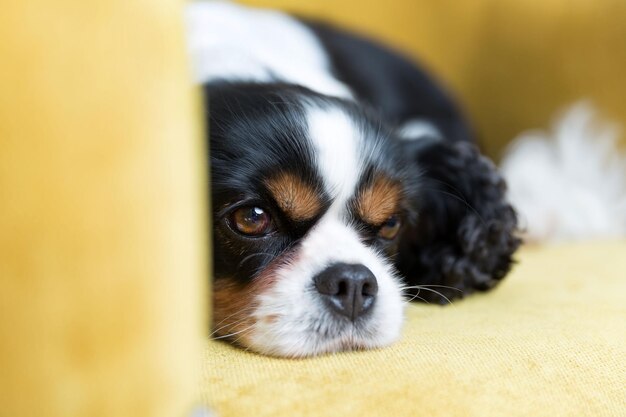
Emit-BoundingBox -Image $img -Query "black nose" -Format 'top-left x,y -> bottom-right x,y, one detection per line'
313,263 -> 378,321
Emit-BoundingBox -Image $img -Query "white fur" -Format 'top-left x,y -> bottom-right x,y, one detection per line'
501,102 -> 626,242
185,1 -> 353,99
244,106 -> 405,357
249,217 -> 405,357
307,106 -> 363,211
397,119 -> 442,141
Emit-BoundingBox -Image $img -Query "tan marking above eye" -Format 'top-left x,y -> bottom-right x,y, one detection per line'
265,172 -> 322,221
356,176 -> 401,225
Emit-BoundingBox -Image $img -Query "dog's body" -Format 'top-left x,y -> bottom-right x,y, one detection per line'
188,2 -> 519,357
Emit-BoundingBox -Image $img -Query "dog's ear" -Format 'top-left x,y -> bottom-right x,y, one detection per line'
396,140 -> 521,304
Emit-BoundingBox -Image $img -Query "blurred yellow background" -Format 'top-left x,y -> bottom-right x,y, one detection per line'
241,0 -> 626,160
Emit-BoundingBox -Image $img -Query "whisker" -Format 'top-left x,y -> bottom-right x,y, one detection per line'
404,294 -> 430,303
403,287 -> 431,303
427,178 -> 470,202
412,286 -> 454,305
401,285 -> 464,293
235,252 -> 275,274
210,309 -> 257,336
422,186 -> 486,226
212,323 -> 257,340
231,330 -> 254,347
211,305 -> 256,328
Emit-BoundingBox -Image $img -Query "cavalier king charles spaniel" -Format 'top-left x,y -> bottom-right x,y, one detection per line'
187,2 -> 520,357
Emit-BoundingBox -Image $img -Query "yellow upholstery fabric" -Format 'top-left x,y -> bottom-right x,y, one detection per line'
241,0 -> 626,159
202,242 -> 626,416
0,1 -> 207,416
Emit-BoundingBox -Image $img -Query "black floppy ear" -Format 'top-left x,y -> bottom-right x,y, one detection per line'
396,140 -> 521,304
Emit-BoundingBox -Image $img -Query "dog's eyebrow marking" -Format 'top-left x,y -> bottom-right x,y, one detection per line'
355,176 -> 401,225
265,172 -> 323,221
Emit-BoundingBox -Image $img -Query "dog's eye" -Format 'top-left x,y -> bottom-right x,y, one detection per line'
378,215 -> 401,240
230,206 -> 273,236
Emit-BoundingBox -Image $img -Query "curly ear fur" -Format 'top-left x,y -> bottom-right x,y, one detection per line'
396,141 -> 521,304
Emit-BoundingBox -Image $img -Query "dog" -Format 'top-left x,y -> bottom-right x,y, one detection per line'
187,2 -> 520,357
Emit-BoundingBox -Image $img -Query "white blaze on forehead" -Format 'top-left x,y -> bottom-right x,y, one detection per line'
306,106 -> 363,213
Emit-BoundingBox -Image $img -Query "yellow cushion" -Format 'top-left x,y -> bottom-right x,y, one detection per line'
0,1 -> 206,416
202,242 -> 626,416
240,0 -> 626,159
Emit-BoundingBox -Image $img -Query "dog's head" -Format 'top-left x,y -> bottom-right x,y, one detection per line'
207,82 -> 421,357
206,82 -> 520,357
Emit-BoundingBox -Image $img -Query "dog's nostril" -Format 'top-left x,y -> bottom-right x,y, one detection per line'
313,263 -> 378,321
362,282 -> 375,296
337,280 -> 348,296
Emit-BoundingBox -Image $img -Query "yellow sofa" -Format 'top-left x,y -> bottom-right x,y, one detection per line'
2,1 -> 625,417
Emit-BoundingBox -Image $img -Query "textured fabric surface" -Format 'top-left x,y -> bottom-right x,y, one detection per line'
0,1 -> 206,416
240,0 -> 626,159
202,242 -> 626,416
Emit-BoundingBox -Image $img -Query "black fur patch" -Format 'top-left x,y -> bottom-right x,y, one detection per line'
396,140 -> 521,303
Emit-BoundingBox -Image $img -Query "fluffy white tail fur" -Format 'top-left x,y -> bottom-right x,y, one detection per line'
500,102 -> 626,242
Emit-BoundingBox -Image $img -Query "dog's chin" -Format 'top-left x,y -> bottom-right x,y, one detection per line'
229,303 -> 405,358
237,327 -> 403,359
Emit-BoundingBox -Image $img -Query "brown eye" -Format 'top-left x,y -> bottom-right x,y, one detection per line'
378,215 -> 401,240
230,206 -> 273,236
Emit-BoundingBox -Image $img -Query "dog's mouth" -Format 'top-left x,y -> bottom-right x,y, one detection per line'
240,317 -> 396,358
